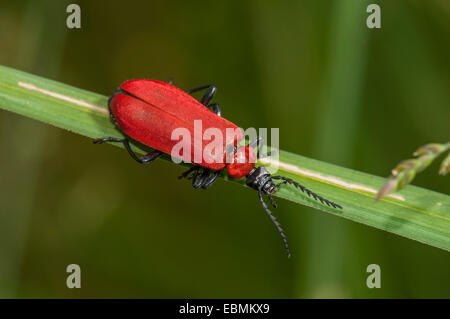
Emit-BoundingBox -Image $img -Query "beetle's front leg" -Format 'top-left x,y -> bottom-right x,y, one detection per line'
186,85 -> 222,116
207,103 -> 221,117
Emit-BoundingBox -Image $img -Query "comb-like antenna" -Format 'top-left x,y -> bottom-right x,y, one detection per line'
272,176 -> 343,209
258,190 -> 291,258
268,194 -> 278,208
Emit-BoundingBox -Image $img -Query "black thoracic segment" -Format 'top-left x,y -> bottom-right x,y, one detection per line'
271,176 -> 343,210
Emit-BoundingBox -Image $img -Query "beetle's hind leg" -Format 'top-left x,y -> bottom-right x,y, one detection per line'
192,167 -> 211,189
178,166 -> 205,187
93,137 -> 163,164
201,170 -> 221,189
194,168 -> 221,189
179,166 -> 221,189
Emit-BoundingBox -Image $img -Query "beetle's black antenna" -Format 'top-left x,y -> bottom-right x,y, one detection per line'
258,190 -> 291,258
272,176 -> 343,209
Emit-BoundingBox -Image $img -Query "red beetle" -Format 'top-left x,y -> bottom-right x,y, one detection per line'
95,80 -> 342,257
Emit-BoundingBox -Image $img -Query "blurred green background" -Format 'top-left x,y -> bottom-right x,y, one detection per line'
0,0 -> 449,298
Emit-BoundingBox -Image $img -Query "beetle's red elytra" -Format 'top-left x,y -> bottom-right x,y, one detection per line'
110,80 -> 242,171
94,79 -> 343,257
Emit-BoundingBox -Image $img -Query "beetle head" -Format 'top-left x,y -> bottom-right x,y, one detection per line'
246,166 -> 276,195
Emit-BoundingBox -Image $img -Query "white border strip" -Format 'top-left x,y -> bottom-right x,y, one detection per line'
18,81 -> 108,115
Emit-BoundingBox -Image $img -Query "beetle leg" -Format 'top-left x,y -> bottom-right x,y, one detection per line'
186,85 -> 217,105
186,84 -> 213,95
190,167 -> 201,186
201,170 -> 221,189
200,86 -> 217,105
179,166 -> 220,189
207,103 -> 222,116
186,85 -> 222,115
192,168 -> 210,189
138,151 -> 163,164
93,137 -> 162,164
249,136 -> 264,158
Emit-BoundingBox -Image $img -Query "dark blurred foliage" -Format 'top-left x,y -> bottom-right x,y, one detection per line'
0,0 -> 449,298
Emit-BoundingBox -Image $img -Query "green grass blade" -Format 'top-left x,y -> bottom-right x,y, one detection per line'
0,65 -> 449,251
